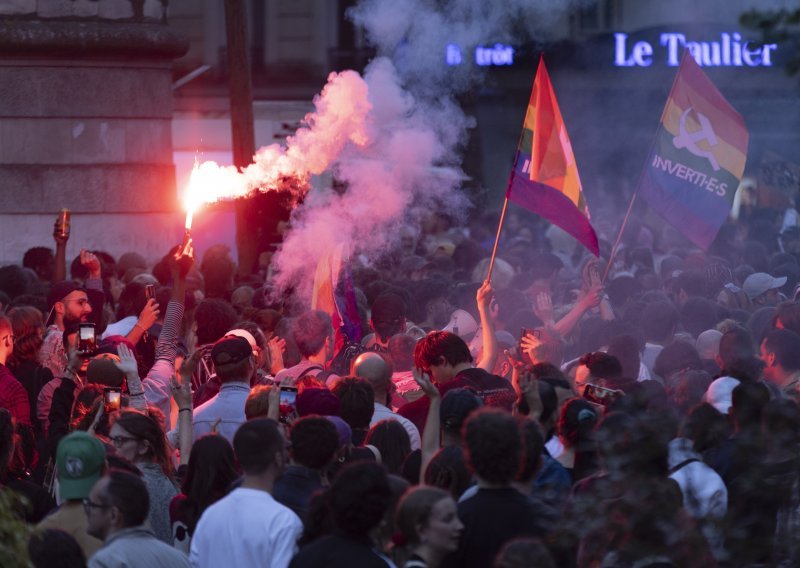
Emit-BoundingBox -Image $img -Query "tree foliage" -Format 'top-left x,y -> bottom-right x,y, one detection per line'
740,8 -> 800,75
0,490 -> 32,568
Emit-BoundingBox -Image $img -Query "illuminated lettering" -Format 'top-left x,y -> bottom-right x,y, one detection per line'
614,33 -> 653,66
742,42 -> 762,66
615,32 -> 779,68
446,44 -> 462,66
651,154 -> 728,197
762,43 -> 777,65
475,44 -> 514,66
661,33 -> 685,66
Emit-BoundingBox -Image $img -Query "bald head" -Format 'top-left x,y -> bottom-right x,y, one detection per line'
352,352 -> 392,397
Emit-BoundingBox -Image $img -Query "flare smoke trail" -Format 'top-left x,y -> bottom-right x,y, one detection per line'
187,0 -> 589,299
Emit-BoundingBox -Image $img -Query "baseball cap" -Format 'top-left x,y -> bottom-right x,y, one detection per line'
743,272 -> 787,300
442,309 -> 478,340
85,353 -> 125,387
47,280 -> 84,310
211,335 -> 252,366
56,431 -> 106,500
440,388 -> 483,432
704,376 -> 740,414
226,328 -> 258,353
696,329 -> 723,360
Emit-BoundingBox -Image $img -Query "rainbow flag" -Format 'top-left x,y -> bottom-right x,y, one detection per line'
311,245 -> 361,350
506,57 -> 599,256
639,51 -> 748,250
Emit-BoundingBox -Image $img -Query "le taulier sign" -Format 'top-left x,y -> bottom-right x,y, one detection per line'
614,32 -> 778,67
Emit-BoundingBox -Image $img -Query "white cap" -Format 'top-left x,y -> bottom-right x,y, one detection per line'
226,328 -> 257,351
704,376 -> 740,414
743,272 -> 786,300
442,309 -> 479,340
696,329 -> 723,360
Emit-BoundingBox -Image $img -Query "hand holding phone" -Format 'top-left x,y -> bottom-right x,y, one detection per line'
583,383 -> 623,406
278,386 -> 298,423
104,387 -> 122,411
78,323 -> 97,356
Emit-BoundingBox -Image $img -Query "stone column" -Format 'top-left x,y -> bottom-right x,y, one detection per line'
0,0 -> 188,266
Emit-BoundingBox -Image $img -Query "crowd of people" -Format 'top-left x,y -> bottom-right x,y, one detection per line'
1,201 -> 800,568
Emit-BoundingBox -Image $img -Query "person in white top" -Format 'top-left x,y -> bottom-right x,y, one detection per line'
192,335 -> 254,443
352,352 -> 421,451
190,418 -> 302,568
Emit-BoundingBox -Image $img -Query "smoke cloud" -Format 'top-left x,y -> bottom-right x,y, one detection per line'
188,0 -> 589,301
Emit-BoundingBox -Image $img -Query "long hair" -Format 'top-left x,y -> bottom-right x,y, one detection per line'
180,434 -> 239,534
395,485 -> 451,546
6,306 -> 44,370
365,420 -> 411,475
113,408 -> 173,477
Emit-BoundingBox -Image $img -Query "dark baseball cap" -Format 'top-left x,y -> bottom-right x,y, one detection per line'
47,280 -> 84,309
211,335 -> 253,366
440,388 -> 483,432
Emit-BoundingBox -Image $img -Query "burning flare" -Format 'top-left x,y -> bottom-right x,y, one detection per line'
179,69 -> 373,232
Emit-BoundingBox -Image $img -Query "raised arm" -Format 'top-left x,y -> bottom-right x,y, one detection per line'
414,368 -> 441,480
551,286 -> 602,339
114,343 -> 146,411
173,353 -> 198,466
124,299 -> 160,345
141,244 -> 194,421
81,250 -> 106,330
53,213 -> 68,283
475,280 -> 499,373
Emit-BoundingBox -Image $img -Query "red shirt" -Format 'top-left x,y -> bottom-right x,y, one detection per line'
0,363 -> 31,426
397,367 -> 515,434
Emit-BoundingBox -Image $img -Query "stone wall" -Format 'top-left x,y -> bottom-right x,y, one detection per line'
0,6 -> 188,265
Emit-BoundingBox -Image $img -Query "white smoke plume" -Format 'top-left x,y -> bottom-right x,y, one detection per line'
269,56 -> 472,298
182,69 -> 372,211
186,0 -> 589,300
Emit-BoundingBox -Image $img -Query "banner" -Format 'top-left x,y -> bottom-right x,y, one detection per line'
506,57 -> 599,256
639,51 -> 749,249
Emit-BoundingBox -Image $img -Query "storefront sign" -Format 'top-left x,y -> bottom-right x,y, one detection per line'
446,43 -> 515,67
614,32 -> 777,67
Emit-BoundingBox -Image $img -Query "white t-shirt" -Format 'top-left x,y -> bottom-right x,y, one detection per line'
189,487 -> 302,568
371,402 -> 421,451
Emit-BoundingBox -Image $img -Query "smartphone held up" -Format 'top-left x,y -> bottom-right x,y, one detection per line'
278,386 -> 298,423
78,323 -> 97,356
104,387 -> 122,412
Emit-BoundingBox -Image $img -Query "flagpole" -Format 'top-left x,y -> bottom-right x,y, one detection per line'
601,190 -> 638,283
603,52 -> 693,284
487,57 -> 547,284
486,197 -> 510,282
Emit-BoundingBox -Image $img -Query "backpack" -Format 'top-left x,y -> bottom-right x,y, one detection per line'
328,340 -> 369,377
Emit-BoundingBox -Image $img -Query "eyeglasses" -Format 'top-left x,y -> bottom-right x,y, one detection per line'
82,498 -> 110,514
110,435 -> 139,447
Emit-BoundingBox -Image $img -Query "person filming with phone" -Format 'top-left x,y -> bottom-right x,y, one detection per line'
40,249 -> 105,379
191,335 -> 256,443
